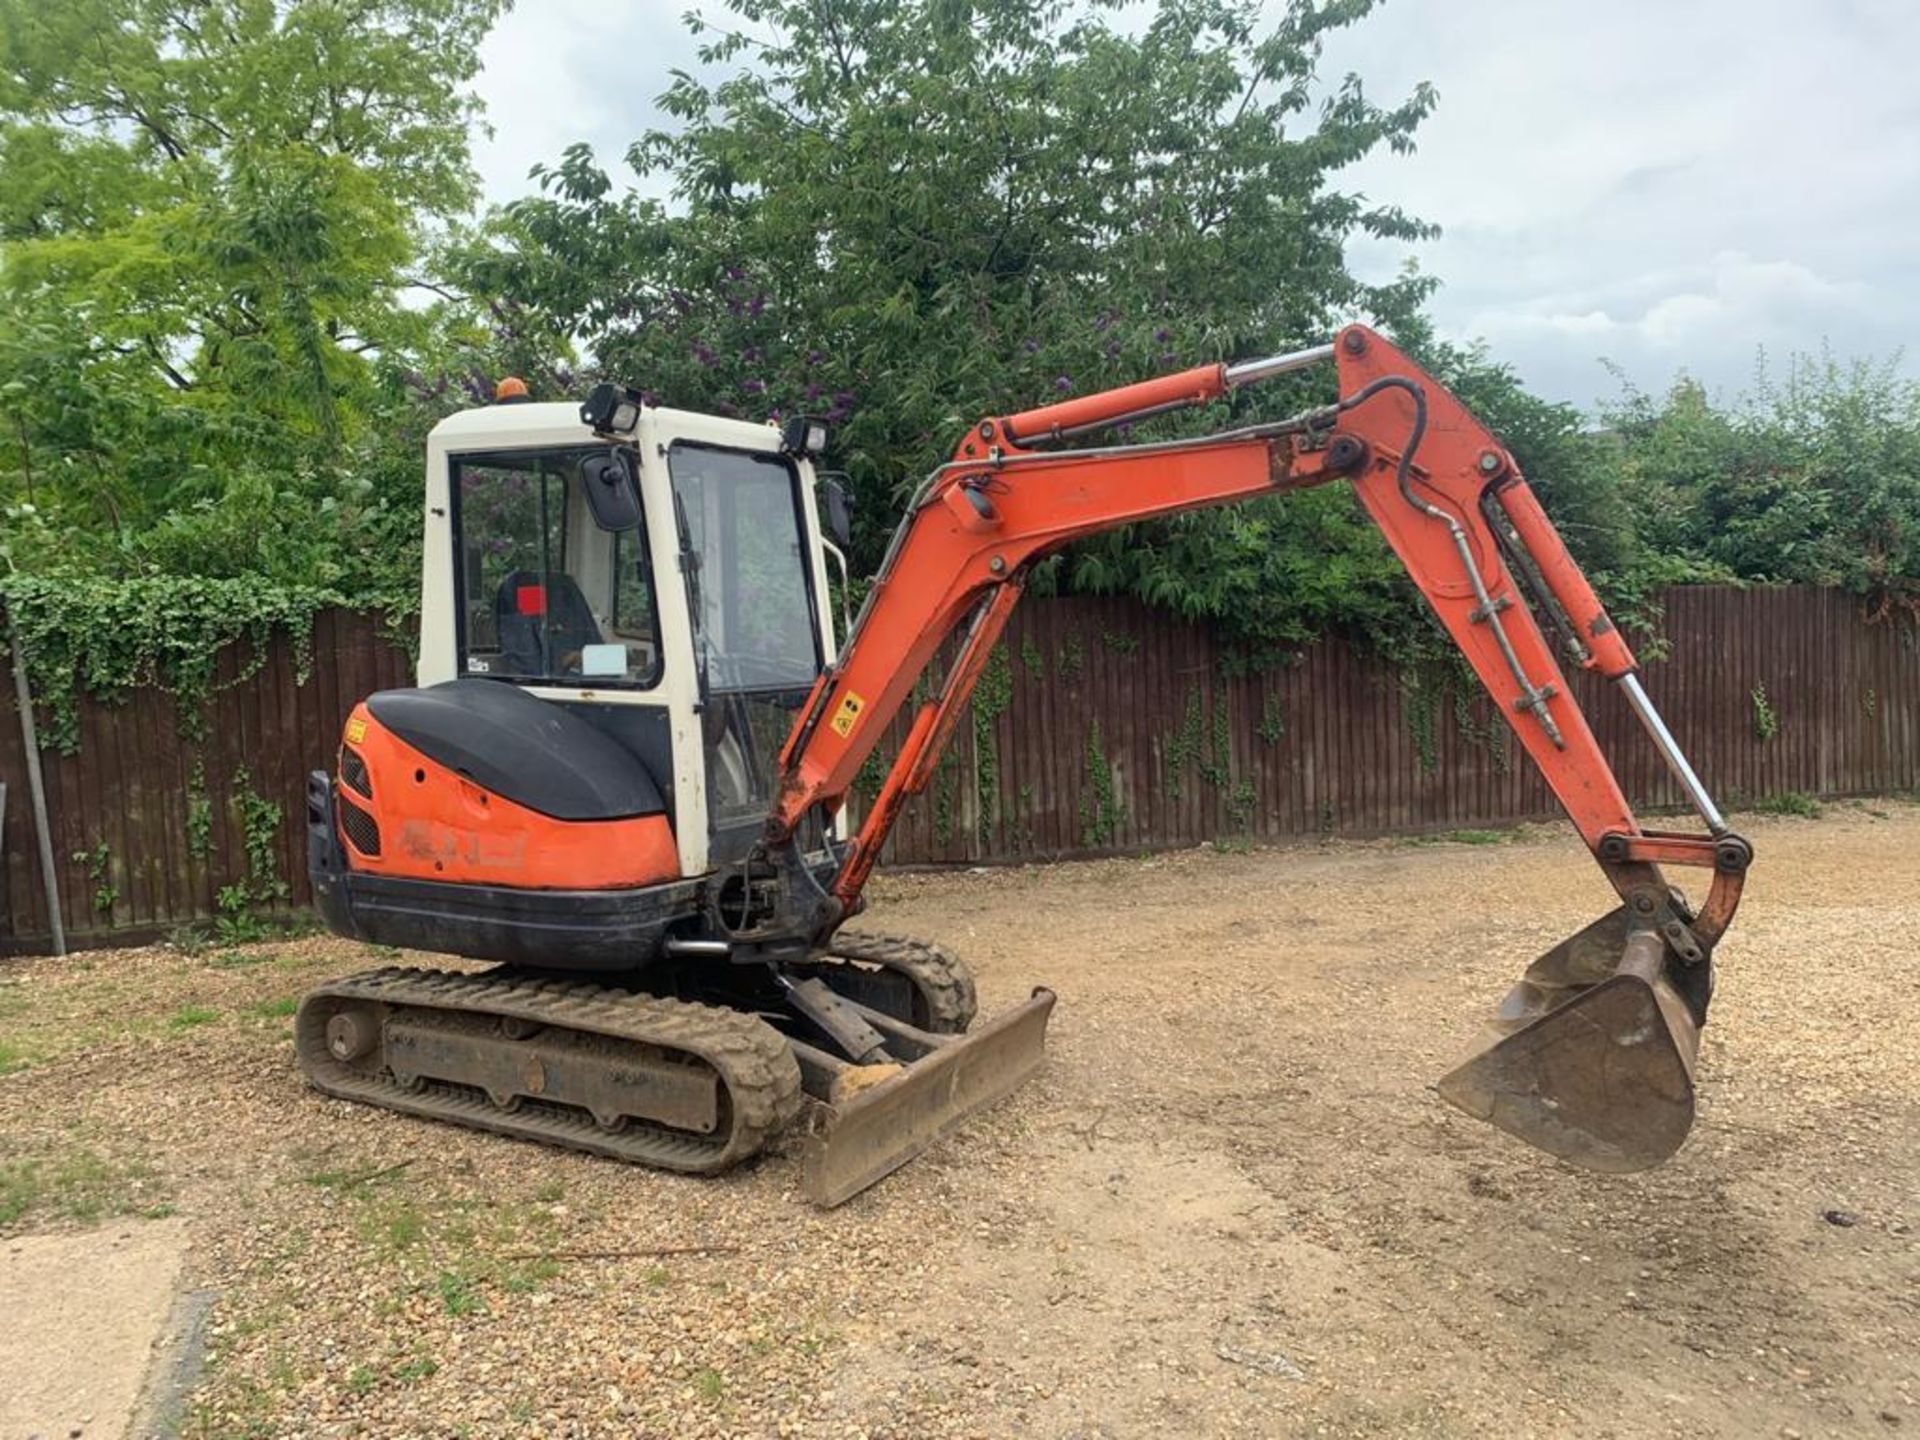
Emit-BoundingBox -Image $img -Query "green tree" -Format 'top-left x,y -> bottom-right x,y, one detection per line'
1603,356 -> 1920,621
452,0 -> 1438,650
0,0 -> 506,551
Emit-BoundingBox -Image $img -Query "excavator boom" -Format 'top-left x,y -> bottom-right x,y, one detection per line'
768,324 -> 1752,1176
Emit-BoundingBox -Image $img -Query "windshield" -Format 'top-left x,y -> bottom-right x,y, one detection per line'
453,448 -> 662,687
667,444 -> 822,693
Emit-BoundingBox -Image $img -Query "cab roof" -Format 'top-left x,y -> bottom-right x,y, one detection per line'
428,399 -> 785,452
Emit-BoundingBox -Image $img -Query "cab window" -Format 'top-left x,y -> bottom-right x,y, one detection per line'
453,448 -> 662,687
667,444 -> 822,693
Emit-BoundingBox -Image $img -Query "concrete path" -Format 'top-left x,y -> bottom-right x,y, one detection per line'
1,1219 -> 190,1440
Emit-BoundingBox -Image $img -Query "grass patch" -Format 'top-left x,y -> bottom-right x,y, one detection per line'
694,1367 -> 725,1402
302,1158 -> 412,1193
436,1270 -> 484,1316
166,1005 -> 220,1031
393,1355 -> 439,1384
379,1202 -> 426,1251
644,1265 -> 672,1289
347,1364 -> 378,1396
1404,827 -> 1512,847
248,996 -> 300,1020
206,948 -> 279,971
1753,791 -> 1823,818
499,1256 -> 563,1294
0,1146 -> 163,1227
0,1039 -> 26,1076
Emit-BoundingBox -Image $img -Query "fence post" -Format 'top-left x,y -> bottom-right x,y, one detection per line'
8,616 -> 66,956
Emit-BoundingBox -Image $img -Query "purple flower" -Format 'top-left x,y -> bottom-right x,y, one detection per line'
1105,339 -> 1122,357
1022,338 -> 1041,354
743,345 -> 763,363
725,265 -> 744,282
807,349 -> 826,365
1154,328 -> 1171,342
805,382 -> 823,402
1054,375 -> 1073,393
748,293 -> 767,317
743,377 -> 767,395
727,298 -> 743,316
693,341 -> 717,366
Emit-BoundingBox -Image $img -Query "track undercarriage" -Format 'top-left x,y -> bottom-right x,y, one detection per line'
294,934 -> 1054,1205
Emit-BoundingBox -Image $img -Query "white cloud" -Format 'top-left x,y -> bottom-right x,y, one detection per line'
1321,0 -> 1920,406
472,0 -> 691,203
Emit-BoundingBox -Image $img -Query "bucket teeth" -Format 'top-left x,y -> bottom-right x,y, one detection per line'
1437,913 -> 1707,1174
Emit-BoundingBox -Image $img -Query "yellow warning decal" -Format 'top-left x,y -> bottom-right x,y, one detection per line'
344,717 -> 368,744
828,691 -> 866,738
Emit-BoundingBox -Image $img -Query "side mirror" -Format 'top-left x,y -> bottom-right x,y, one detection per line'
819,477 -> 853,549
579,449 -> 643,532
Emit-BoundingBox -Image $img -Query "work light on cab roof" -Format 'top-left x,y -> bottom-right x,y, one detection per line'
579,381 -> 645,435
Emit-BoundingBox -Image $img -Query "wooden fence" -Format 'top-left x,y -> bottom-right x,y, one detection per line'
1,587 -> 1913,954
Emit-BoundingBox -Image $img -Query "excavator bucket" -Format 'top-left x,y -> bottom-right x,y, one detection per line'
1436,909 -> 1703,1173
801,987 -> 1056,1206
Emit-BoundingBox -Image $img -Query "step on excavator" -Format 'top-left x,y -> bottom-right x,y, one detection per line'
299,326 -> 1753,1204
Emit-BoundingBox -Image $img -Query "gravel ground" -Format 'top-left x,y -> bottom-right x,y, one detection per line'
2,800 -> 1917,1439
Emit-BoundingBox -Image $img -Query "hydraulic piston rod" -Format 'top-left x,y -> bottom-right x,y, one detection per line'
1616,672 -> 1729,836
1223,342 -> 1338,388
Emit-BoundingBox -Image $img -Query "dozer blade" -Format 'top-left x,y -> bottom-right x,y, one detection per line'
802,987 -> 1056,1206
1436,925 -> 1703,1174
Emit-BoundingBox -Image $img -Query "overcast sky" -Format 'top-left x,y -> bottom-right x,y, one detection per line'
471,0 -> 1920,412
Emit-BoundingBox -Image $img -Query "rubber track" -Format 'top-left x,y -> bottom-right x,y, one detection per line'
823,933 -> 978,1033
295,967 -> 803,1174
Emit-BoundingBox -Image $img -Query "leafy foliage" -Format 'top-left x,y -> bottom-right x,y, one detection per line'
2,571 -> 342,751
1602,354 -> 1920,622
448,0 -> 1437,595
0,0 -> 509,732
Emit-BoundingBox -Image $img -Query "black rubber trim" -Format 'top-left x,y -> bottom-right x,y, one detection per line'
367,679 -> 666,822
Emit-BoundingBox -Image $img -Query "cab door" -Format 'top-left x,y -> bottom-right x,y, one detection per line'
663,440 -> 830,866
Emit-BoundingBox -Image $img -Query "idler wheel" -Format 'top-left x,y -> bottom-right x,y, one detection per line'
325,1008 -> 379,1063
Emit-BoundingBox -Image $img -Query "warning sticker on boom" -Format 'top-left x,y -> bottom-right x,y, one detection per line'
829,691 -> 866,738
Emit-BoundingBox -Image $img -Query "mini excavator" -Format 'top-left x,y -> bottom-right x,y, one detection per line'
299,326 -> 1753,1204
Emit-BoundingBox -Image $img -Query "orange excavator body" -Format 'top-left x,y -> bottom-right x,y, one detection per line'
335,701 -> 680,891
302,324 -> 1750,1201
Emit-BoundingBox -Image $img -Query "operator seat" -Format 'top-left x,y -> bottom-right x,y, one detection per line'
496,570 -> 602,678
